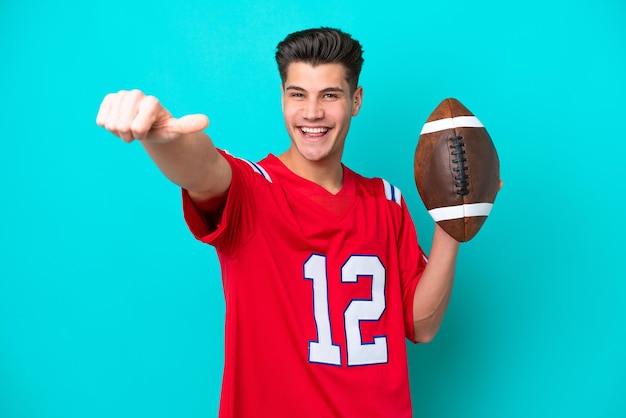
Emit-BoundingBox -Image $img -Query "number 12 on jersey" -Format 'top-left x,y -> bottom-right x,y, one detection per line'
304,254 -> 388,367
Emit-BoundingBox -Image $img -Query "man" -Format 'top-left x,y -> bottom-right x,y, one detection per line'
97,27 -> 460,418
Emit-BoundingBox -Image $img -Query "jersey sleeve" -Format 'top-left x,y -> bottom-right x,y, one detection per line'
397,196 -> 428,343
181,150 -> 259,254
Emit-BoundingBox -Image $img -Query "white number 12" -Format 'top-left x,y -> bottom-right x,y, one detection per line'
304,254 -> 388,366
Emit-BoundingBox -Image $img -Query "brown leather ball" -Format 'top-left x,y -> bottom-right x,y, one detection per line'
414,98 -> 500,242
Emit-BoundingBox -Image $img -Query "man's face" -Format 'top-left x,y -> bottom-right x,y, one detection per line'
281,62 -> 362,166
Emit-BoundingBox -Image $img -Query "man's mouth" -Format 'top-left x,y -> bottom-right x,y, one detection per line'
300,127 -> 329,137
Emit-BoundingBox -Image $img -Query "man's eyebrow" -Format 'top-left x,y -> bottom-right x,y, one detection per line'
321,87 -> 345,93
284,86 -> 345,93
285,86 -> 305,92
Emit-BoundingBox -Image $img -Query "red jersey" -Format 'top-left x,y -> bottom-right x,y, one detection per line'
182,151 -> 427,418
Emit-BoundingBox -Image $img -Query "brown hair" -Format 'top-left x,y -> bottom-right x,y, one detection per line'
275,27 -> 364,93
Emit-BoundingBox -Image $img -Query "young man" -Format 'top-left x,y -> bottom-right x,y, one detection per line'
97,27 -> 460,418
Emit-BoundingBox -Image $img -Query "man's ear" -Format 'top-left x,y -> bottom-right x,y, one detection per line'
352,86 -> 363,116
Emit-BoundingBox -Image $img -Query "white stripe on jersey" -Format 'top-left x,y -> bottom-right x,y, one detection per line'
382,179 -> 402,206
428,203 -> 493,221
420,116 -> 483,135
237,157 -> 273,182
221,150 -> 272,182
245,160 -> 272,182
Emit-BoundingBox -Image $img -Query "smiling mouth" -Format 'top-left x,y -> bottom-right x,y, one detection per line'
300,127 -> 329,137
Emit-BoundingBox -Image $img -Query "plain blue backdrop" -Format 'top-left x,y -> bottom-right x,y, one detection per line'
1,0 -> 624,417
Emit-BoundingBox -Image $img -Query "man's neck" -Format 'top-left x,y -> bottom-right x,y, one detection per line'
278,151 -> 344,194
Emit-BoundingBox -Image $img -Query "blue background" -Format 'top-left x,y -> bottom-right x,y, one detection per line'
1,0 -> 624,417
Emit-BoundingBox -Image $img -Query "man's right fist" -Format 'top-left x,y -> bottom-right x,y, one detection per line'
96,90 -> 209,143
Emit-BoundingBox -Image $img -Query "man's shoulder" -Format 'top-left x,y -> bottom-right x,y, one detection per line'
218,149 -> 275,183
345,166 -> 403,206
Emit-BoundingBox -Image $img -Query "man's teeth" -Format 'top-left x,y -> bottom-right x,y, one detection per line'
301,127 -> 328,134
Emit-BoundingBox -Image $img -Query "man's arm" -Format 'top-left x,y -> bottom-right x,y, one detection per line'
96,90 -> 231,214
412,180 -> 502,343
412,224 -> 460,343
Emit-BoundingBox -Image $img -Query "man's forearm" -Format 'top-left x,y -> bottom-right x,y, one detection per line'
412,225 -> 460,343
97,90 -> 232,200
141,131 -> 230,196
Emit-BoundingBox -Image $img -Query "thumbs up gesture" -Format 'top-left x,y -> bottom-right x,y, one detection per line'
96,90 -> 209,143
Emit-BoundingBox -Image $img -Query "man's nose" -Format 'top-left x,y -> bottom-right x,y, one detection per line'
303,98 -> 323,120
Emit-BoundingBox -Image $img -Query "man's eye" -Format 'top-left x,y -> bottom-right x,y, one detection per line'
291,93 -> 304,98
323,94 -> 338,99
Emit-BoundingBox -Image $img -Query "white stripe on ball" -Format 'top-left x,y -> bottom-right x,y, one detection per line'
420,116 -> 484,135
428,203 -> 493,222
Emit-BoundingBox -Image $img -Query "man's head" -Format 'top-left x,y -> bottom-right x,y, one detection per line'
275,27 -> 364,94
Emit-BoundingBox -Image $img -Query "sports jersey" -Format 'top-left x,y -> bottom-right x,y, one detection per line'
182,150 -> 427,418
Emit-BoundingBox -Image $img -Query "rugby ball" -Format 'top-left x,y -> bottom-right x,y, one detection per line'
414,98 -> 500,242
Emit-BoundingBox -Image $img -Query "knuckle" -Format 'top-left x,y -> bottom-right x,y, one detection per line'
142,95 -> 160,111
128,89 -> 144,99
102,92 -> 115,102
103,121 -> 117,133
105,121 -> 128,136
116,123 -> 131,135
130,122 -> 147,137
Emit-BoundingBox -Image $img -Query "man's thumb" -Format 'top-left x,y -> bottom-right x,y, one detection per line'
170,114 -> 210,135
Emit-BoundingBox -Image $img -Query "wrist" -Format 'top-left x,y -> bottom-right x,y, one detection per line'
433,224 -> 461,249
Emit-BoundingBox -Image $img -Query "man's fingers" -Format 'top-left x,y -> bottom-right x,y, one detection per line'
130,95 -> 165,141
98,90 -> 137,142
115,90 -> 144,142
96,93 -> 114,127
